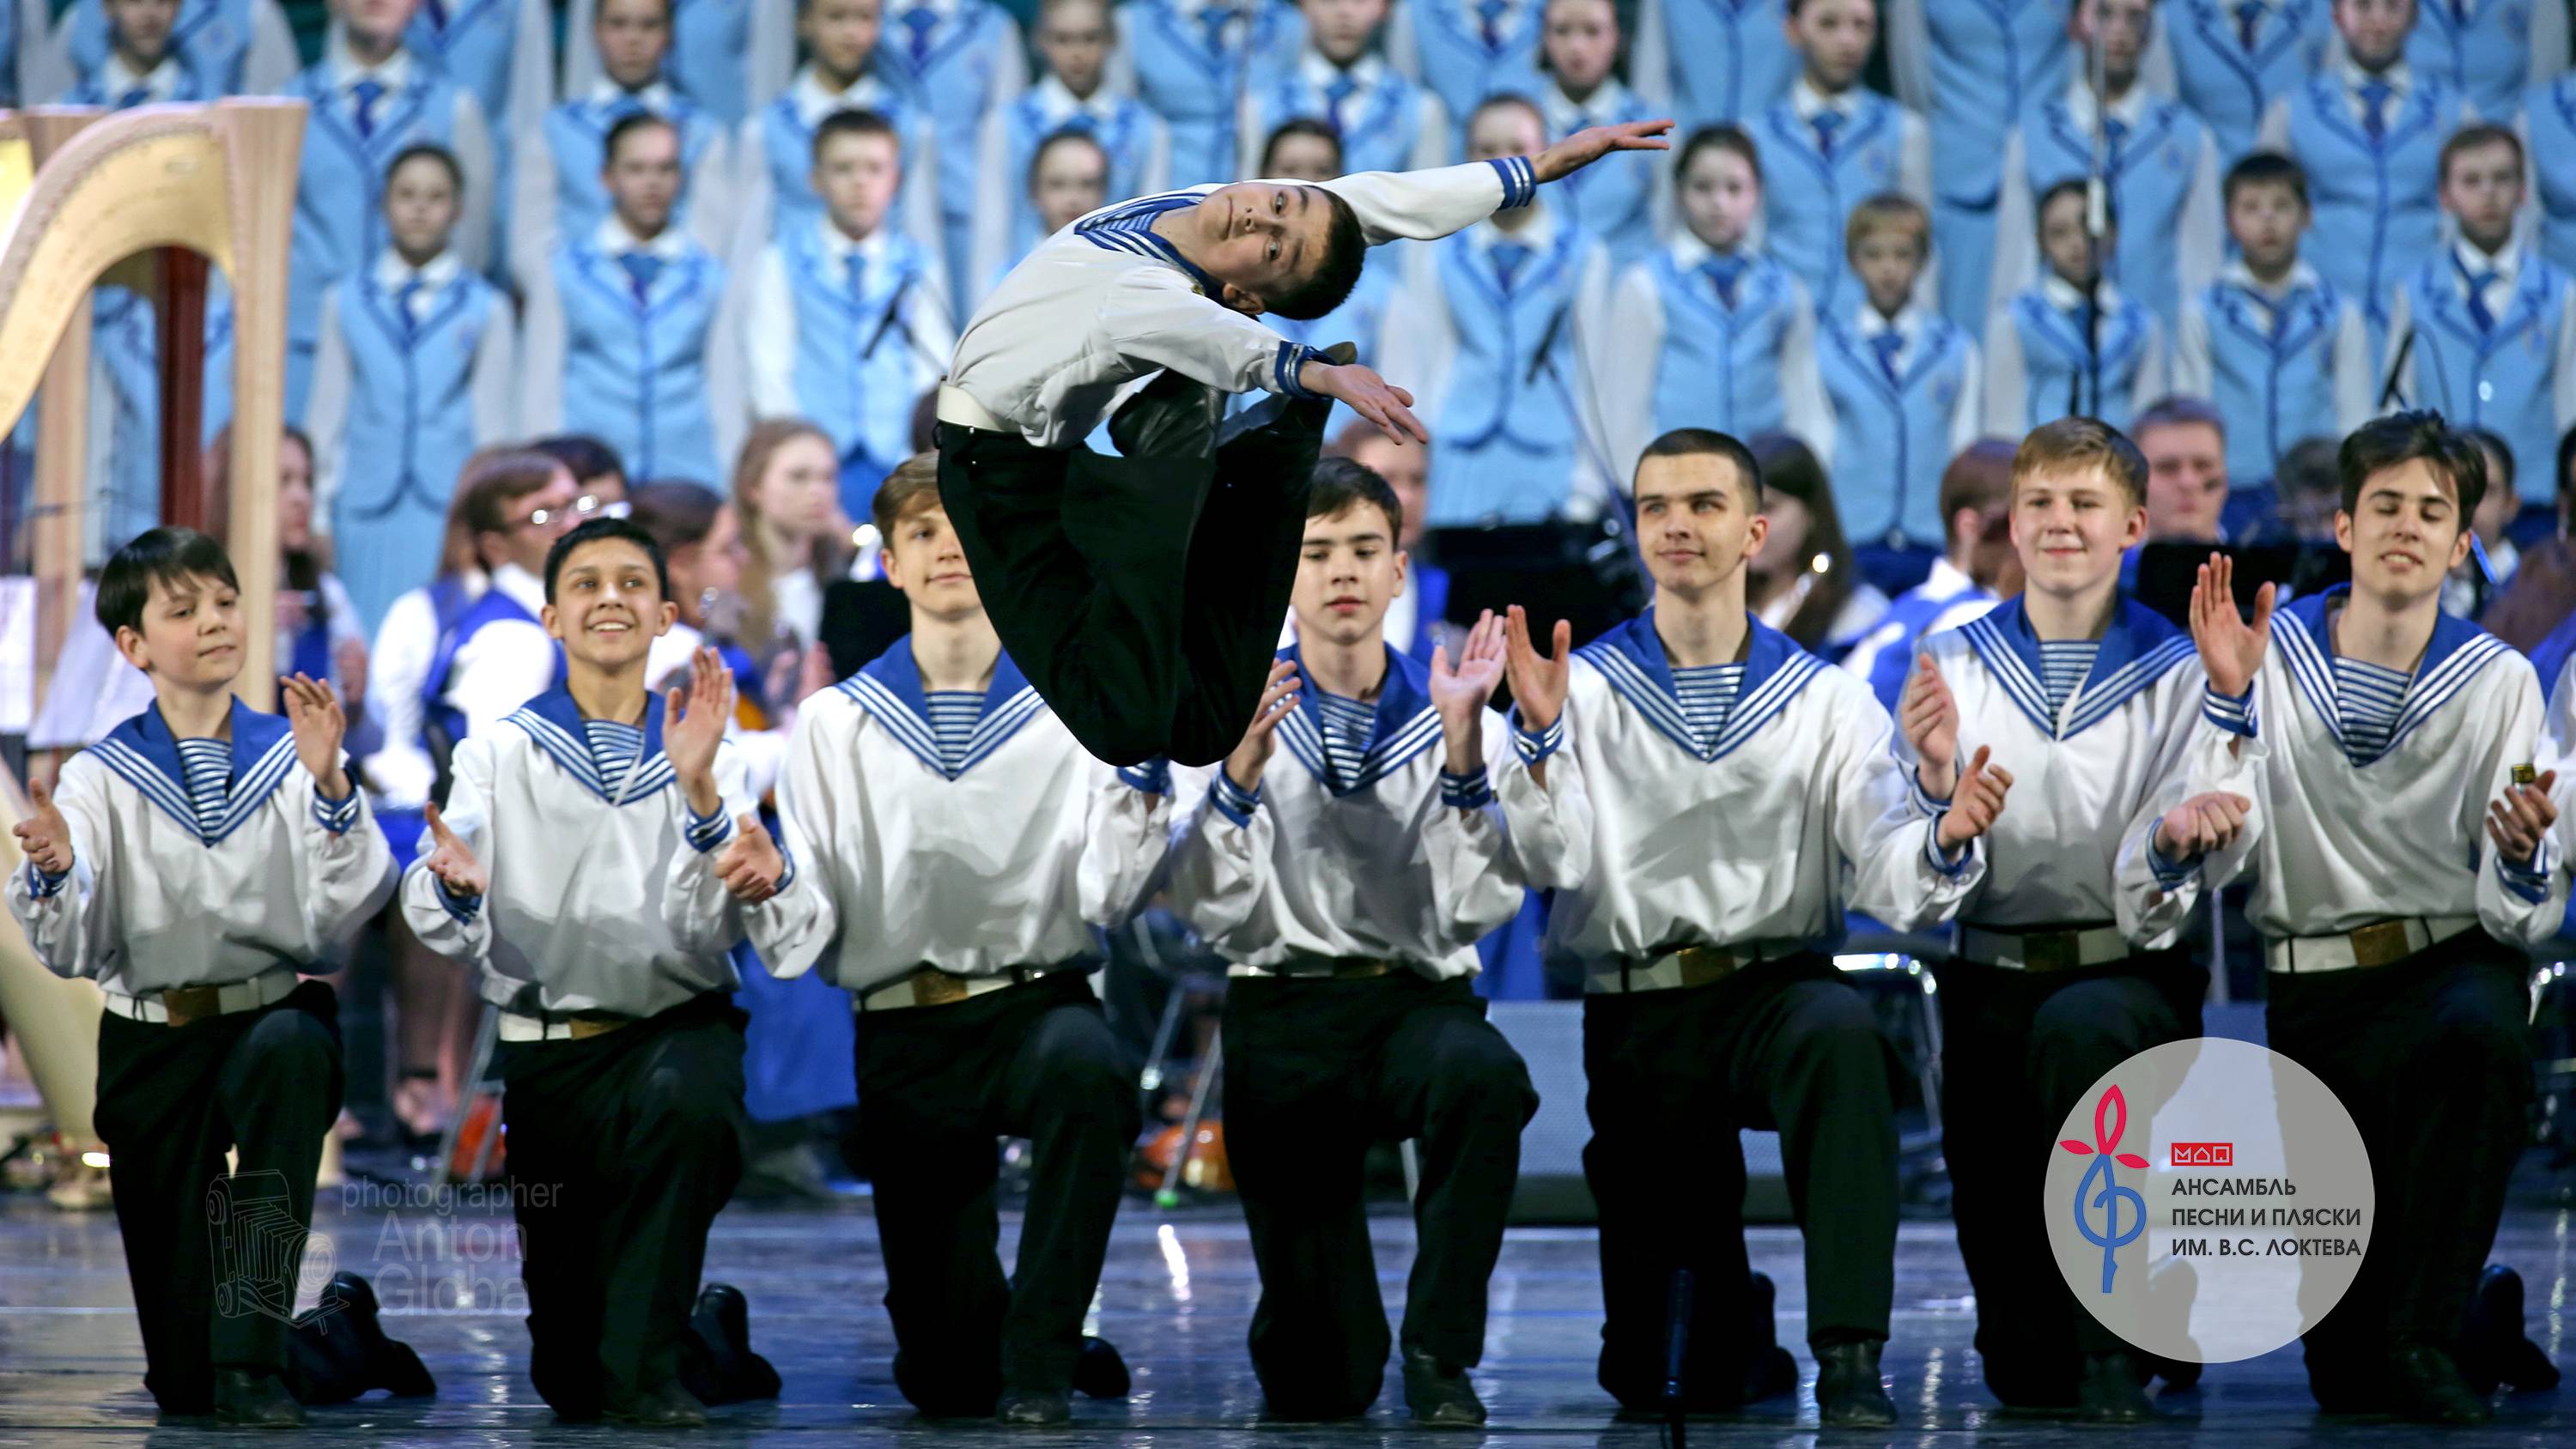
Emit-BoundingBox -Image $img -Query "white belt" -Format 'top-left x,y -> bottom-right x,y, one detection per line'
2265,914 -> 2479,974
106,966 -> 299,1025
1585,939 -> 1805,995
859,966 -> 1051,1013
497,1010 -> 635,1043
934,384 -> 1010,433
1957,923 -> 2132,973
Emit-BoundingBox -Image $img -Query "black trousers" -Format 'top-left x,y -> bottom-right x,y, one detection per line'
1221,972 -> 1539,1418
2266,931 -> 2533,1410
933,401 -> 1323,768
1582,955 -> 1900,1410
94,980 -> 349,1414
851,971 -> 1142,1414
1936,949 -> 2206,1407
500,992 -> 773,1418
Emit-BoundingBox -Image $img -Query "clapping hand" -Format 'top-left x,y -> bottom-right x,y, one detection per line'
714,814 -> 787,904
1431,610 -> 1506,771
281,672 -> 349,797
664,646 -> 734,814
1224,659 -> 1303,793
12,778 -> 74,877
1935,745 -> 2014,851
2190,553 -> 2275,700
1899,652 -> 1960,798
2154,792 -> 2255,861
2488,770 -> 2560,870
420,802 -> 487,900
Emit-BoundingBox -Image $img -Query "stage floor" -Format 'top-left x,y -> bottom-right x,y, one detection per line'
1,1173 -> 2570,1446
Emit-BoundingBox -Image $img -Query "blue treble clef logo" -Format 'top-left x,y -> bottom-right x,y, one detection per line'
2061,1084 -> 2149,1294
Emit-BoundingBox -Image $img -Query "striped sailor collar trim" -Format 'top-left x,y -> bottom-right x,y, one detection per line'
2272,585 -> 2511,764
92,698 -> 299,846
504,687 -> 677,805
1577,609 -> 1824,762
1074,190 -> 1225,296
1276,642 -> 1443,795
1958,593 -> 2195,739
841,637 -> 1046,780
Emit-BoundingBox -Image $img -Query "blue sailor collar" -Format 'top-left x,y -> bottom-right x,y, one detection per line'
90,697 -> 299,846
1958,593 -> 2195,738
502,686 -> 676,804
1577,609 -> 1826,761
2270,584 -> 2512,764
1276,643 -> 1443,795
1074,191 -> 1225,297
842,637 -> 1047,779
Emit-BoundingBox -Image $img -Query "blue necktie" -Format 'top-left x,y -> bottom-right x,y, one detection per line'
620,252 -> 665,300
1198,5 -> 1232,54
1059,109 -> 1097,135
2360,78 -> 2392,142
2452,0 -> 2474,27
1702,255 -> 1747,308
1323,74 -> 1358,134
846,252 -> 868,304
1871,329 -> 1905,383
608,89 -> 648,123
2102,115 -> 2129,167
2458,256 -> 2500,330
1477,0 -> 1510,48
1491,239 -> 1531,291
425,0 -> 450,28
1811,106 -> 1844,156
115,84 -> 151,110
902,6 -> 939,68
397,274 -> 424,334
349,77 -> 386,138
2234,0 -> 2265,50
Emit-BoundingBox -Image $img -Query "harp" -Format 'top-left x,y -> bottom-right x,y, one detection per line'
0,100 -> 304,1149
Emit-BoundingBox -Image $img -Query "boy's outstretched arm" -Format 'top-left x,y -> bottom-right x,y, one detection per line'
1318,121 -> 1674,247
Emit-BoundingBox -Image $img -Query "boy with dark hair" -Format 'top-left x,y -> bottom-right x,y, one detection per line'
1155,457 -> 1536,1427
1499,427 -> 2010,1427
1984,177 -> 2166,434
2131,409 -> 2567,1422
1839,436 -> 2019,708
2174,151 -> 2372,488
938,116 -> 1668,765
9,528 -> 426,1425
2135,395 -> 2231,543
1899,419 -> 2247,1420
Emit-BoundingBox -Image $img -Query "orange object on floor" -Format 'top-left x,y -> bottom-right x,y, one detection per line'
1133,1119 -> 1231,1195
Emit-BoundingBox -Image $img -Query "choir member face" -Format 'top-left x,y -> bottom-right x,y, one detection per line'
596,0 -> 673,92
1850,226 -> 1924,318
1031,134 -> 1111,230
814,129 -> 903,240
384,153 -> 462,264
1261,130 -> 1342,183
103,0 -> 180,70
1344,433 -> 1430,549
604,120 -> 683,238
2070,0 -> 2149,91
2226,179 -> 2307,278
2470,440 -> 2516,546
1291,500 -> 1406,646
2038,186 -> 2109,290
2335,0 -> 2415,73
2336,458 -> 2475,603
882,503 -> 983,619
804,0 -> 884,85
1467,98 -> 1547,168
2442,138 -> 2525,256
2009,468 -> 2146,597
1036,0 -> 1114,96
1786,0 -> 1874,94
117,572 -> 245,688
1187,181 -> 1339,312
544,537 -> 677,670
2139,420 -> 2228,542
753,432 -> 842,544
277,436 -> 317,552
1305,0 -> 1388,66
1545,0 -> 1620,95
1635,452 -> 1768,595
483,470 -> 582,577
331,0 -> 419,52
1677,142 -> 1759,253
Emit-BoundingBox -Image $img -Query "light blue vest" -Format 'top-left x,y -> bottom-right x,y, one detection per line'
1652,0 -> 1795,127
2000,286 -> 2156,433
1403,0 -> 1547,145
2398,252 -> 2570,503
1644,250 -> 1797,442
1818,314 -> 1973,547
404,0 -> 540,264
1546,86 -> 1662,273
539,91 -> 727,251
1245,64 -> 1432,179
2020,95 -> 2208,330
1923,0 -> 2070,332
2523,79 -> 2576,280
1757,94 -> 1911,318
92,288 -> 234,558
995,90 -> 1163,264
773,227 -> 943,516
2160,0 -> 2333,160
2282,72 -> 2463,339
2193,275 -> 2353,484
551,239 -> 728,485
665,0 -> 762,126
1121,0 -> 1305,187
1425,227 -> 1599,525
327,269 -> 506,630
872,0 -> 1022,323
65,0 -> 260,96
751,94 -> 930,265
282,60 -> 474,423
2408,0 -> 2542,118
63,57 -> 212,106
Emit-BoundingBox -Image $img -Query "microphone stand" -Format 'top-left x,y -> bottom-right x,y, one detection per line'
2075,25 -> 2110,420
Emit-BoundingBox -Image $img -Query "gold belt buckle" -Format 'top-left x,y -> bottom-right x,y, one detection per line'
2021,931 -> 2082,973
910,971 -> 972,1008
567,1016 -> 629,1040
161,985 -> 222,1028
2347,919 -> 2415,969
1673,946 -> 1741,989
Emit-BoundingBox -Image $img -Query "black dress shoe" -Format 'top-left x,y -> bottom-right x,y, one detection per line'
325,1270 -> 437,1397
1401,1347 -> 1487,1427
1072,1336 -> 1131,1399
212,1369 -> 305,1428
1109,367 -> 1228,459
997,1386 -> 1072,1426
603,1379 -> 709,1428
2462,1264 -> 2563,1395
2387,1342 -> 2491,1425
2078,1350 -> 2154,1422
1814,1340 -> 1899,1428
690,1281 -> 782,1402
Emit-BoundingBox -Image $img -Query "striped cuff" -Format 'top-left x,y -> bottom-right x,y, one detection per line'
1209,772 -> 1262,828
435,876 -> 483,923
24,862 -> 67,900
2202,682 -> 2257,737
2146,818 -> 2199,889
312,787 -> 361,835
1924,820 -> 1972,877
1907,765 -> 1952,819
1511,712 -> 1564,765
1487,155 -> 1539,209
1273,341 -> 1323,400
1117,758 -> 1173,795
2498,837 -> 2555,905
1439,767 -> 1495,809
684,805 -> 734,854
